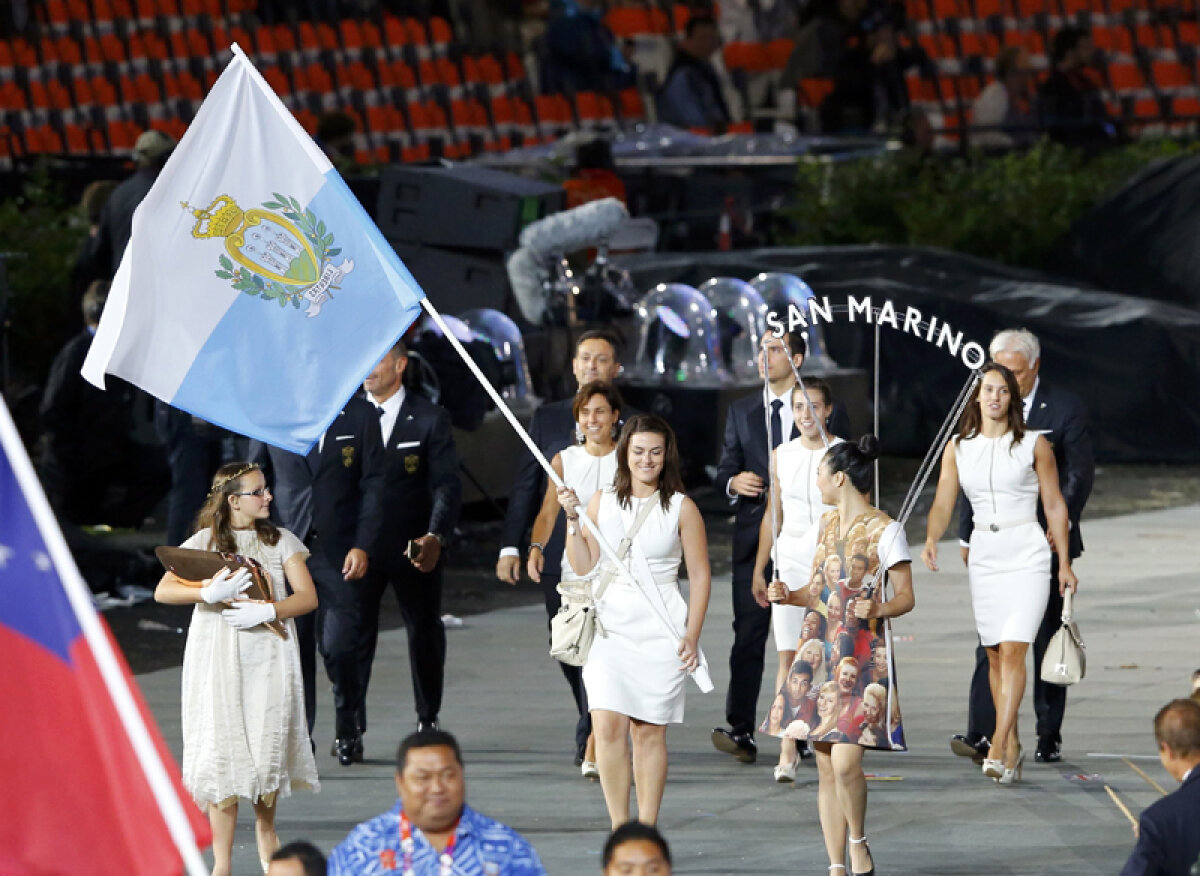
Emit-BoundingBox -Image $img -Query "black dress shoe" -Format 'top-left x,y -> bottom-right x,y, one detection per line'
417,719 -> 440,733
334,735 -> 364,766
1035,738 -> 1062,763
949,734 -> 989,765
711,728 -> 757,764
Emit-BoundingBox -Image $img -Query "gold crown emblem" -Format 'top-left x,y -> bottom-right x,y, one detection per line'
182,195 -> 246,239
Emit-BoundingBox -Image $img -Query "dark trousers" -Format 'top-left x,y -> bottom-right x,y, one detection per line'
726,558 -> 772,736
541,572 -> 592,751
295,545 -> 371,739
361,558 -> 446,726
966,556 -> 1068,745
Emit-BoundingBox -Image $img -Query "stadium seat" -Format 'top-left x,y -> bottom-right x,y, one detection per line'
1107,60 -> 1146,90
793,77 -> 834,107
618,86 -> 647,122
1151,59 -> 1191,90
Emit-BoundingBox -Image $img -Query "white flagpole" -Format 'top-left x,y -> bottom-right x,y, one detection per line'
0,398 -> 209,876
419,297 -> 712,691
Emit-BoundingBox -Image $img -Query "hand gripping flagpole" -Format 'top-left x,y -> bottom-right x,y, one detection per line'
419,298 -> 713,692
0,398 -> 209,876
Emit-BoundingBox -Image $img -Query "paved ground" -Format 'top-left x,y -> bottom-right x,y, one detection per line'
132,502 -> 1200,875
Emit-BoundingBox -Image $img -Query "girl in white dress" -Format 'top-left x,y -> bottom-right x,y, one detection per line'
923,363 -> 1077,785
529,380 -> 622,778
557,414 -> 711,828
752,378 -> 843,782
154,462 -> 319,876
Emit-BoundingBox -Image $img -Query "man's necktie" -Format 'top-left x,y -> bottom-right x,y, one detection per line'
770,398 -> 784,450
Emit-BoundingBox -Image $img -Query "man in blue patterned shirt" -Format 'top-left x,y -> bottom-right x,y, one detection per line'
328,730 -> 546,875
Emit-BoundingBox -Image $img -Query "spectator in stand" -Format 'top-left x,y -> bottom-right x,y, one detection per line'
657,16 -> 731,133
544,0 -> 635,94
1037,27 -> 1119,149
783,0 -> 868,83
720,0 -> 800,43
820,12 -> 919,132
88,130 -> 175,281
971,46 -> 1037,148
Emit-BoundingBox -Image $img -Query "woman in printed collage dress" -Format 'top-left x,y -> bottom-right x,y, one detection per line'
766,436 -> 914,876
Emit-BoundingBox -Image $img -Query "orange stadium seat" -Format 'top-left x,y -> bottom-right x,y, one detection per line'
1151,59 -> 1191,90
1107,60 -> 1146,90
606,7 -> 654,37
618,86 -> 646,121
765,38 -> 795,70
798,77 -> 835,106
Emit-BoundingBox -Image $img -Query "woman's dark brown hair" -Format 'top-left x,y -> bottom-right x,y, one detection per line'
612,414 -> 684,512
957,362 -> 1026,446
192,462 -> 281,554
571,380 -> 624,423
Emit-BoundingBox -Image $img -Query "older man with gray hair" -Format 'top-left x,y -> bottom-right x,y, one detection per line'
948,328 -> 1094,765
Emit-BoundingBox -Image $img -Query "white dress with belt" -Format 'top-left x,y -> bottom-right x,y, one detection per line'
583,488 -> 688,725
956,431 -> 1051,645
558,444 -> 617,584
771,436 -> 842,650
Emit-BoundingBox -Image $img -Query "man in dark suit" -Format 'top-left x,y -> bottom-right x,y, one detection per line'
950,328 -> 1094,765
364,339 -> 461,736
495,329 -> 626,769
710,329 -> 808,763
1120,698 -> 1200,876
249,396 -> 385,764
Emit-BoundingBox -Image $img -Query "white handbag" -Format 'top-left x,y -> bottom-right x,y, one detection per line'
1040,591 -> 1086,686
549,492 -> 657,667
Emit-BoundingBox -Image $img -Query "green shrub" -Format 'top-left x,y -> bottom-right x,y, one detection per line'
783,138 -> 1200,269
0,163 -> 88,392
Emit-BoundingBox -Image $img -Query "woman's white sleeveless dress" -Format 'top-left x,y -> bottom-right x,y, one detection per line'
558,444 -> 617,583
583,489 -> 688,725
771,437 -> 842,650
956,432 -> 1051,645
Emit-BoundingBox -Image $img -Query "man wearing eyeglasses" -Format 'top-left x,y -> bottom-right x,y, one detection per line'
250,394 -> 386,765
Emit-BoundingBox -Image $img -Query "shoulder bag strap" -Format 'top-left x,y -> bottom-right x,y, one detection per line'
593,491 -> 659,603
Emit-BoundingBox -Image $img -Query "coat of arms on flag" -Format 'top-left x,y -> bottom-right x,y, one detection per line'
184,193 -> 354,318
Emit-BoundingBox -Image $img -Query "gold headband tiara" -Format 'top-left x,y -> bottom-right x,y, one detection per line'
207,463 -> 260,498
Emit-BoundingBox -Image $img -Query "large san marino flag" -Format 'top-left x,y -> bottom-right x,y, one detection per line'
83,45 -> 425,453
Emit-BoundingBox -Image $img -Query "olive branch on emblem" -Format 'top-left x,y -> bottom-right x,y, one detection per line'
212,193 -> 342,310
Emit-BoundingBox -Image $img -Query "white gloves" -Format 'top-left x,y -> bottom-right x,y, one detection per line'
220,601 -> 277,630
200,568 -> 253,604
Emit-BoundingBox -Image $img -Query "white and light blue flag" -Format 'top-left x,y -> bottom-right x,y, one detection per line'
82,44 -> 425,453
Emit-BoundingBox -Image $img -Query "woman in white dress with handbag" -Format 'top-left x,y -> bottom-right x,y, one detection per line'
923,363 -> 1078,785
752,378 -> 843,782
558,414 -> 711,828
529,380 -> 623,778
154,462 -> 319,876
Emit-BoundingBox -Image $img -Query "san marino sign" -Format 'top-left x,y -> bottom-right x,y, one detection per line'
767,295 -> 986,370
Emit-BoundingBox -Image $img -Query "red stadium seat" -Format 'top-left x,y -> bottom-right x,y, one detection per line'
1107,60 -> 1146,91
798,77 -> 835,106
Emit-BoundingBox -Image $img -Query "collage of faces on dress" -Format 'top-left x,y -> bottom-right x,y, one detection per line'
762,510 -> 907,751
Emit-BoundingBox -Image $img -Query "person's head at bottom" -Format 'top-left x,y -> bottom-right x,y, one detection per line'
1154,698 -> 1200,782
603,821 -> 672,874
268,841 -> 326,876
396,729 -> 466,841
